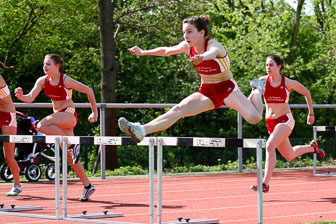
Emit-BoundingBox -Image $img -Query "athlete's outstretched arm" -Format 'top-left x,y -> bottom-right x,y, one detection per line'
14,76 -> 45,103
128,41 -> 188,57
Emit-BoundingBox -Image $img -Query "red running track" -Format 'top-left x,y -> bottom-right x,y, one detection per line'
0,168 -> 335,224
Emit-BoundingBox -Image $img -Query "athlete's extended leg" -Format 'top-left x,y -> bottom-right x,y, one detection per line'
118,92 -> 214,143
144,92 -> 214,134
224,91 -> 263,124
263,124 -> 292,186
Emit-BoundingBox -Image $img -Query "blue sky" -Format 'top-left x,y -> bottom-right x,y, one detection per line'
285,0 -> 314,15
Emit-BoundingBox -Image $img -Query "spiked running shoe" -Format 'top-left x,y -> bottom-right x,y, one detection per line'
80,184 -> 95,201
118,117 -> 145,143
6,184 -> 22,196
70,144 -> 81,164
250,183 -> 269,193
310,140 -> 325,158
250,79 -> 266,95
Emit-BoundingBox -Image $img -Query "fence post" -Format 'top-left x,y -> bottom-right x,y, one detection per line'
100,104 -> 106,179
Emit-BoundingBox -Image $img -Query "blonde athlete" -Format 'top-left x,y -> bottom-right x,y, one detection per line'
250,55 -> 325,193
15,54 -> 98,201
119,15 -> 264,142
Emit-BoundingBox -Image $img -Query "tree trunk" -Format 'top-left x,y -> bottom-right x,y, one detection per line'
98,0 -> 119,170
287,0 -> 305,64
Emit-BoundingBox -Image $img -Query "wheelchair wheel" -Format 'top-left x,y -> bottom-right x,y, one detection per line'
45,163 -> 55,180
24,163 -> 41,182
0,163 -> 13,182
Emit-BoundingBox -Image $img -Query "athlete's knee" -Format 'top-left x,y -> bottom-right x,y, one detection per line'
284,155 -> 294,161
246,113 -> 262,124
169,105 -> 185,119
266,141 -> 277,153
36,119 -> 48,133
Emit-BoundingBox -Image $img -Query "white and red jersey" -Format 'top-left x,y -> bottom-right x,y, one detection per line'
264,75 -> 289,104
189,38 -> 230,75
43,73 -> 72,101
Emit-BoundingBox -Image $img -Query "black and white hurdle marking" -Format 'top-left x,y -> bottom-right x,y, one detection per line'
313,126 -> 336,177
0,135 -> 265,224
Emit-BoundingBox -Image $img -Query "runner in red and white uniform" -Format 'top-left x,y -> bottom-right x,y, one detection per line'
15,54 -> 98,201
250,55 -> 325,193
118,15 -> 264,143
0,62 -> 22,196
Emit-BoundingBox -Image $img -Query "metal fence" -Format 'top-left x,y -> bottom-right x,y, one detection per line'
13,103 -> 336,178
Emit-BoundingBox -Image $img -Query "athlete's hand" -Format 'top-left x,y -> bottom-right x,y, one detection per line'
307,114 -> 315,125
190,54 -> 204,65
14,87 -> 23,100
128,46 -> 143,56
88,112 -> 98,123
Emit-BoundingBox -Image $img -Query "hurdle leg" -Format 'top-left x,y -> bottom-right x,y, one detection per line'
313,127 -> 317,176
55,137 -> 61,219
257,140 -> 263,224
62,137 -> 68,218
157,138 -> 163,224
149,138 -> 155,224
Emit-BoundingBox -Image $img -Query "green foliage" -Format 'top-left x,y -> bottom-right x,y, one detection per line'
1,0 -> 336,171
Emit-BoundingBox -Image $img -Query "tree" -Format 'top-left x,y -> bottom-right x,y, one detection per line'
98,0 -> 119,170
287,0 -> 305,64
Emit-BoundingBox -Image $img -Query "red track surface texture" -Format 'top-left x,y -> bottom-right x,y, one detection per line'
0,169 -> 335,224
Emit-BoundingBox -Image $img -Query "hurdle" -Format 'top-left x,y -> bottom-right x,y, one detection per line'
313,126 -> 336,177
144,137 -> 266,224
0,135 -> 60,220
0,135 -> 265,223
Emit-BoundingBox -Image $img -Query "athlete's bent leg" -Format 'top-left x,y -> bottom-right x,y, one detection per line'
224,91 -> 262,124
277,140 -> 314,161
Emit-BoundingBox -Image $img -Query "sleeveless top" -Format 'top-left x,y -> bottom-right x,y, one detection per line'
264,75 -> 289,104
43,73 -> 71,101
0,84 -> 10,99
189,38 -> 230,75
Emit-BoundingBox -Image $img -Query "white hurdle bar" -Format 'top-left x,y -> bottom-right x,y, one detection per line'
313,126 -> 336,177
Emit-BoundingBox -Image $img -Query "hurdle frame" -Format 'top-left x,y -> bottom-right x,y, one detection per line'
0,135 -> 265,224
313,126 -> 336,177
145,136 -> 266,224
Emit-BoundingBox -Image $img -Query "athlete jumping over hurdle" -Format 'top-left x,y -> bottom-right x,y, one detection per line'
118,15 -> 264,143
250,55 -> 325,193
14,54 -> 98,201
0,62 -> 22,196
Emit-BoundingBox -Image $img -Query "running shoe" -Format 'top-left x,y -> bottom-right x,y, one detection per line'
250,183 -> 269,193
6,184 -> 22,196
118,117 -> 145,143
250,79 -> 266,95
80,184 -> 95,201
310,140 -> 325,158
70,144 -> 80,164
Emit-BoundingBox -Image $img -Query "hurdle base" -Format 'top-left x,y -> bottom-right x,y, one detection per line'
314,172 -> 336,177
67,212 -> 124,219
163,218 -> 219,224
0,206 -> 43,212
